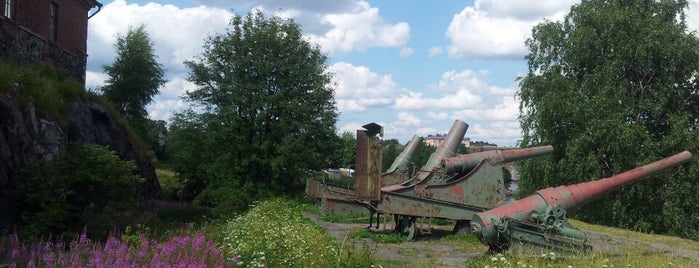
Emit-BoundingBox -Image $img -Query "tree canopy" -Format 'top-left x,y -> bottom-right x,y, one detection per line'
168,11 -> 338,209
102,24 -> 165,123
518,0 -> 699,239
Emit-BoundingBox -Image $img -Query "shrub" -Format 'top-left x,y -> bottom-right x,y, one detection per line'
18,144 -> 144,239
219,198 -> 375,267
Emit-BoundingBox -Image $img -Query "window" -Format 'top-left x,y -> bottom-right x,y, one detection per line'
49,3 -> 58,42
4,0 -> 13,19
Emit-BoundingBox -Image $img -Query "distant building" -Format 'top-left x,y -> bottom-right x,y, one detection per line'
0,0 -> 102,84
423,134 -> 474,147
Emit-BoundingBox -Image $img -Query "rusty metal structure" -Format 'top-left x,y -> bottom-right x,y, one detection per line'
306,123 -> 422,216
470,151 -> 693,251
353,120 -> 554,240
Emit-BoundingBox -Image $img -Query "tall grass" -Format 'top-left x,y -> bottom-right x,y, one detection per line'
0,230 -> 230,267
0,61 -> 86,125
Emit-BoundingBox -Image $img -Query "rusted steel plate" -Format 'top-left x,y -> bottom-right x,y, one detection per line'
321,195 -> 368,216
355,128 -> 382,200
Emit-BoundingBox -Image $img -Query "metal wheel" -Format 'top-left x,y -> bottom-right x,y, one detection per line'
398,216 -> 416,241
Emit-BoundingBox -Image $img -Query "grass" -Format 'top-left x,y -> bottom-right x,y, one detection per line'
156,168 -> 180,200
570,219 -> 699,252
351,229 -> 405,244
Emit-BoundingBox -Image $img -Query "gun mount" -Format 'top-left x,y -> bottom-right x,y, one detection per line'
470,151 -> 693,252
354,120 -> 554,240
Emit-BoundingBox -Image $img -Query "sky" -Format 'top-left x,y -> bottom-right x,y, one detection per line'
85,0 -> 699,146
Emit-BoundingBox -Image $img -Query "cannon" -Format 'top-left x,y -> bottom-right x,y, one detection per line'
470,151 -> 693,252
354,120 -> 555,239
440,146 -> 554,176
306,124 -> 422,216
382,135 -> 422,186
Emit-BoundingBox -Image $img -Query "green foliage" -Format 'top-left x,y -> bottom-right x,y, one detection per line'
18,144 -> 144,239
0,61 -> 86,124
101,24 -> 166,154
320,212 -> 371,224
350,229 -> 404,244
412,142 -> 436,176
156,168 -> 179,200
102,24 -> 165,121
339,131 -> 356,168
518,0 -> 699,239
382,139 -> 402,171
220,198 -> 376,267
168,11 -> 339,208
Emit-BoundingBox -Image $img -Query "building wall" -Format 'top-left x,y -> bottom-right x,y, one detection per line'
0,0 -> 95,84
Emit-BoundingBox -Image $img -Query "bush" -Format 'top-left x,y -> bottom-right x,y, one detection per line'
18,144 -> 144,239
219,198 -> 375,267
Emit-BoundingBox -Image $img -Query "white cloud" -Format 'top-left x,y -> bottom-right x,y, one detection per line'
393,69 -> 513,110
88,0 -> 232,73
428,46 -> 443,57
475,0 -> 574,20
330,62 -> 399,113
446,0 -> 577,59
396,111 -> 422,126
399,47 -> 414,57
467,121 -> 522,146
452,95 -> 519,122
688,0 -> 699,34
306,1 -> 410,54
85,71 -> 108,91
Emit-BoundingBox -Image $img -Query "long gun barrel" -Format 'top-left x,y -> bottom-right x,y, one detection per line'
441,145 -> 554,174
386,135 -> 422,173
470,151 -> 693,251
413,120 -> 468,183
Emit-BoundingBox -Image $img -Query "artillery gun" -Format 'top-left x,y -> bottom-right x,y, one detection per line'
305,124 -> 423,216
354,120 -> 554,239
470,151 -> 693,252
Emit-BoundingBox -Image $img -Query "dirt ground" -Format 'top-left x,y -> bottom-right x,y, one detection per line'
304,212 -> 699,267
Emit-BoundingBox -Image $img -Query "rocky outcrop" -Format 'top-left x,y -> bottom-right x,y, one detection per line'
0,95 -> 160,229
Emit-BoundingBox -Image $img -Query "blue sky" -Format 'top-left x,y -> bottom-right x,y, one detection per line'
85,0 -> 699,146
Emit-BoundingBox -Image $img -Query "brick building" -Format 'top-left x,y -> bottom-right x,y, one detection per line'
0,0 -> 102,84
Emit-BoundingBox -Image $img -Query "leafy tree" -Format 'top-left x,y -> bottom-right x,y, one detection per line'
19,145 -> 143,239
339,131 -> 356,168
382,139 -> 401,172
518,0 -> 699,238
170,11 -> 338,209
102,24 -> 166,139
411,142 -> 436,176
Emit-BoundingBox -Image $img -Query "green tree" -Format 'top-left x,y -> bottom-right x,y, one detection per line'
382,139 -> 401,172
170,11 -> 338,209
19,145 -> 143,239
518,0 -> 699,238
339,131 -> 356,168
102,24 -> 166,138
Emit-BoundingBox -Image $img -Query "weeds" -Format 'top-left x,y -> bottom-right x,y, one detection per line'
0,230 -> 230,267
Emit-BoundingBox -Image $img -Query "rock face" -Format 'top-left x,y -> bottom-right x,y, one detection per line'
0,96 -> 160,229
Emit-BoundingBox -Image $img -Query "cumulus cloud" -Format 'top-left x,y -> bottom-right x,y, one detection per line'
393,69 -> 513,110
88,0 -> 232,73
428,46 -> 443,57
688,0 -> 699,33
467,121 -> 522,146
399,47 -> 414,57
330,62 -> 399,113
446,0 -> 577,59
306,1 -> 410,54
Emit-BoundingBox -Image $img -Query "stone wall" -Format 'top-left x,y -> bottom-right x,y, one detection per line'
0,19 -> 87,84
